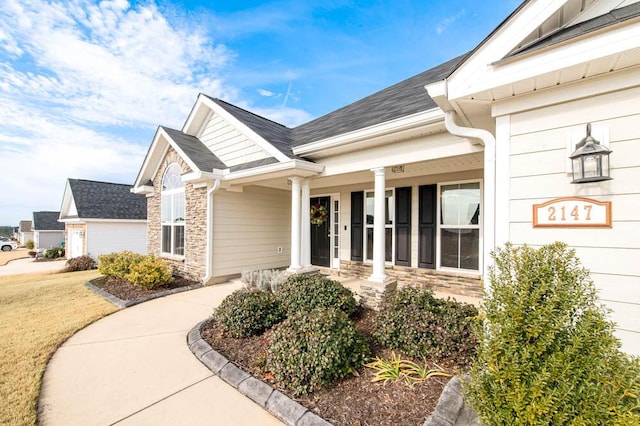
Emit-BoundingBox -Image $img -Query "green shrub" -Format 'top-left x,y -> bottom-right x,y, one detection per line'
465,242 -> 640,425
25,240 -> 34,250
98,251 -> 144,279
62,255 -> 97,272
214,289 -> 285,338
125,256 -> 173,289
374,287 -> 478,365
267,307 -> 370,395
44,247 -> 65,259
275,274 -> 357,317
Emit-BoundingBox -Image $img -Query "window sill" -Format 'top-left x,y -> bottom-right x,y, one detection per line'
160,253 -> 185,262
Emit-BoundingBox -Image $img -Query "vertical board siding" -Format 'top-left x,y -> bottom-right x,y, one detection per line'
212,186 -> 290,277
199,112 -> 272,167
86,222 -> 147,258
507,87 -> 640,354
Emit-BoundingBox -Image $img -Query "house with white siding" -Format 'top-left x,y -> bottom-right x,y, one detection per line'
59,179 -> 147,259
32,211 -> 65,250
133,0 -> 640,354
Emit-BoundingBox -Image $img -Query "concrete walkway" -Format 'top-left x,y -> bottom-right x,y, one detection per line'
0,257 -> 66,276
39,281 -> 283,426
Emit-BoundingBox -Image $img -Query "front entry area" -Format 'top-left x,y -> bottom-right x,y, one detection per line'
310,196 -> 331,267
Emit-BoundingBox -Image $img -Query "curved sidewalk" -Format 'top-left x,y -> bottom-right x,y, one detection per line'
39,281 -> 283,425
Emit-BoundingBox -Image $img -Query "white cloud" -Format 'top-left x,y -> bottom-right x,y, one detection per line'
436,9 -> 466,35
258,88 -> 277,97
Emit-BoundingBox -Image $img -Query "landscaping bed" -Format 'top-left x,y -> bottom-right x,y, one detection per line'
90,275 -> 199,301
201,307 -> 454,426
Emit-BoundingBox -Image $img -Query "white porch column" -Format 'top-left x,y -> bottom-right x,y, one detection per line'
369,167 -> 387,283
288,177 -> 302,271
301,179 -> 311,268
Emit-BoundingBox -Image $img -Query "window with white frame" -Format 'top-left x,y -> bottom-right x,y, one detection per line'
439,181 -> 480,271
161,163 -> 185,256
365,189 -> 393,262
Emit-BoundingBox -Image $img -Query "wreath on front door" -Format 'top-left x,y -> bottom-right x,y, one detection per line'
310,203 -> 328,226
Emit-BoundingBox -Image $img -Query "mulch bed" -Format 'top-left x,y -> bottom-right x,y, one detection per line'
90,275 -> 199,301
201,307 -> 455,426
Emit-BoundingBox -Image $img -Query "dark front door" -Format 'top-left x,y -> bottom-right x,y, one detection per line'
310,196 -> 331,267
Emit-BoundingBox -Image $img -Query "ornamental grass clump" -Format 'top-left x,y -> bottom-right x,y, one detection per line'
275,274 -> 357,317
267,307 -> 370,395
214,289 -> 285,338
465,242 -> 640,425
374,287 -> 478,365
125,255 -> 173,289
241,269 -> 288,293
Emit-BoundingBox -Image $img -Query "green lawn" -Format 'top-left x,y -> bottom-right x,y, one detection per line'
0,270 -> 116,425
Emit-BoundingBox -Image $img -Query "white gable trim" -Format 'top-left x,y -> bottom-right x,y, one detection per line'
184,94 -> 289,163
447,0 -> 570,100
58,180 -> 76,220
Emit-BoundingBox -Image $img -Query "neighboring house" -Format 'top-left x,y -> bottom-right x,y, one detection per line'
133,0 -> 640,354
17,220 -> 33,246
58,179 -> 147,259
32,211 -> 65,250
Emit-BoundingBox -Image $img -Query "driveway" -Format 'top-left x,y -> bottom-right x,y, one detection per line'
0,257 -> 66,276
38,281 -> 283,425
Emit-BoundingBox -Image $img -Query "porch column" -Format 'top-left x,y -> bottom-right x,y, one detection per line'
369,167 -> 387,283
301,179 -> 311,268
288,177 -> 302,271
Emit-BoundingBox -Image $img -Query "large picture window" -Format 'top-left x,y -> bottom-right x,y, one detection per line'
439,182 -> 480,271
161,163 -> 185,256
365,190 -> 393,262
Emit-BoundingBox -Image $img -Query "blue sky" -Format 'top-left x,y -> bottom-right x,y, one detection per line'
0,0 -> 521,226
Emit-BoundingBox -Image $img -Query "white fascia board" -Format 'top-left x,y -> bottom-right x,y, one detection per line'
456,22 -> 640,100
133,127 -> 166,189
199,96 -> 290,162
58,217 -> 83,224
492,65 -> 640,117
182,94 -> 207,135
58,181 -> 73,219
223,159 -> 324,181
81,219 -> 147,224
181,170 -> 224,183
293,109 -> 445,156
447,0 -> 569,100
131,185 -> 154,195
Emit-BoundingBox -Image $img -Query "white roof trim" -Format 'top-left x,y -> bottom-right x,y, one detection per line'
293,109 -> 445,156
224,159 -> 324,181
189,95 -> 289,163
59,218 -> 147,224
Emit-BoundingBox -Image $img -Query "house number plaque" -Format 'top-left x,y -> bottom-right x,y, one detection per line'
533,197 -> 611,228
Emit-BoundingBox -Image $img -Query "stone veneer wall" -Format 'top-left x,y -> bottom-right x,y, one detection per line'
147,147 -> 207,281
340,260 -> 483,298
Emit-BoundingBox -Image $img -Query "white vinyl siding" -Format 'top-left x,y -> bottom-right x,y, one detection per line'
199,113 -> 272,167
35,231 -> 65,250
212,186 -> 290,277
505,86 -> 640,355
85,222 -> 147,259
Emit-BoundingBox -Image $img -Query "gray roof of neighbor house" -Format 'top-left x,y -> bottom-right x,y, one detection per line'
161,127 -> 227,171
66,179 -> 147,220
19,220 -> 32,232
509,1 -> 640,57
33,211 -> 65,231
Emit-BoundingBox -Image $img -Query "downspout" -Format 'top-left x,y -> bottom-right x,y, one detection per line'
203,179 -> 221,284
443,110 -> 496,285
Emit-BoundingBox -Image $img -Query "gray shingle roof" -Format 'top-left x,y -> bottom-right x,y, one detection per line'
162,127 -> 227,171
509,2 -> 640,57
67,179 -> 147,220
291,54 -> 466,146
33,211 -> 65,231
204,97 -> 296,158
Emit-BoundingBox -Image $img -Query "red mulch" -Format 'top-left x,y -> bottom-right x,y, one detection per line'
91,275 -> 199,301
201,308 -> 457,426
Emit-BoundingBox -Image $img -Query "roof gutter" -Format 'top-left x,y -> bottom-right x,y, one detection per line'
203,178 -> 221,284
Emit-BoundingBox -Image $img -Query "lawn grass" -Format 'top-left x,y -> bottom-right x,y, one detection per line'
0,270 -> 116,425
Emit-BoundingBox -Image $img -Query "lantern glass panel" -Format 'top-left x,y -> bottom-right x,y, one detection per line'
583,155 -> 599,179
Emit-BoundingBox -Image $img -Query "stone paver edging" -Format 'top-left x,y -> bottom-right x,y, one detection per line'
188,319 -> 332,426
84,281 -> 203,309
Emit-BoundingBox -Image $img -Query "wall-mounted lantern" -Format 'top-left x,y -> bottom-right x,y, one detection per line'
570,123 -> 612,184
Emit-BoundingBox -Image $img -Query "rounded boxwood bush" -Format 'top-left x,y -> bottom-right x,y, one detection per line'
214,289 -> 285,338
374,287 -> 478,365
62,255 -> 97,272
125,255 -> 173,289
98,251 -> 145,279
267,307 -> 370,395
275,274 -> 357,317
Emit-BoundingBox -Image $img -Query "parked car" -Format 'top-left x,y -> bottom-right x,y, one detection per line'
1,239 -> 18,251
